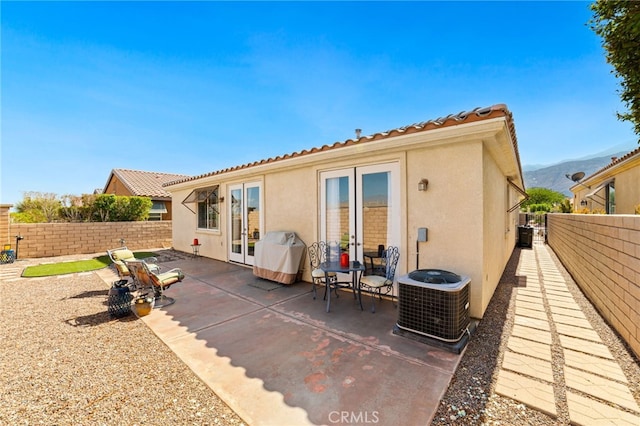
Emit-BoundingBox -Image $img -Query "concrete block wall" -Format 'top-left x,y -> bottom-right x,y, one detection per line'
8,221 -> 172,259
0,205 -> 12,247
547,213 -> 640,359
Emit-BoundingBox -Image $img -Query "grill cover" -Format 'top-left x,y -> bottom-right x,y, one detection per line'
253,231 -> 306,284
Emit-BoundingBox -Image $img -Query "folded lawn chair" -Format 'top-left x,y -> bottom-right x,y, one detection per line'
124,259 -> 184,308
107,247 -> 159,280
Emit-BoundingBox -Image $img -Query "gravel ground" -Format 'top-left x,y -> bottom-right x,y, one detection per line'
431,246 -> 640,425
2,248 -> 638,426
0,254 -> 246,426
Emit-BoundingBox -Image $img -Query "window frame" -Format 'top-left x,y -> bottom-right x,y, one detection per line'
196,186 -> 220,230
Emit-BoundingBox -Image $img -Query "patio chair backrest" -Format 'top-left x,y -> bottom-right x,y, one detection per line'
382,246 -> 400,281
107,247 -> 136,278
308,241 -> 331,269
124,260 -> 153,287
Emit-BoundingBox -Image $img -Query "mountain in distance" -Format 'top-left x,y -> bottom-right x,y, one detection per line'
523,148 -> 634,196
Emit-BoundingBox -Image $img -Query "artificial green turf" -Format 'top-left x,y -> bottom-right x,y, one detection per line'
22,252 -> 157,278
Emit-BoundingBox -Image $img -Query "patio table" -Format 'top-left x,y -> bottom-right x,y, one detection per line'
319,261 -> 366,313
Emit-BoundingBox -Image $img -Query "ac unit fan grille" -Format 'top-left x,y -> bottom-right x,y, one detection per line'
397,282 -> 470,342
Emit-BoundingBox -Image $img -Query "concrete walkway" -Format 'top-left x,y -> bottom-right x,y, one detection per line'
495,243 -> 640,425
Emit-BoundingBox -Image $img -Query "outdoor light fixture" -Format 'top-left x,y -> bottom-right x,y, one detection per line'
418,178 -> 429,192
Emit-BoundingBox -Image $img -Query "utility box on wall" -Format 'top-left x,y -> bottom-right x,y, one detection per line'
418,228 -> 428,242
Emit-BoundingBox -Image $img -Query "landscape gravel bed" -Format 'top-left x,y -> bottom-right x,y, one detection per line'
0,256 -> 245,426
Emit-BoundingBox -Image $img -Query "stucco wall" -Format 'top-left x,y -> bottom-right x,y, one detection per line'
7,221 -> 172,259
547,213 -> 640,358
615,166 -> 640,214
406,141 -> 486,317
168,118 -> 521,319
482,145 -> 520,317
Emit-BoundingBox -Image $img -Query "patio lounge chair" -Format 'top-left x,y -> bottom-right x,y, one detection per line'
107,247 -> 159,280
124,259 -> 184,308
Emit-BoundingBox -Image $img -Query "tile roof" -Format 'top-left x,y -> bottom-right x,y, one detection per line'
164,104 -> 520,187
581,146 -> 640,183
107,169 -> 191,198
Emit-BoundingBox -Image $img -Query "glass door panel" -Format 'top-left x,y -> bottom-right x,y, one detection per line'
320,170 -> 355,262
356,163 -> 400,276
320,163 -> 399,267
229,182 -> 262,265
246,185 -> 261,259
229,185 -> 243,263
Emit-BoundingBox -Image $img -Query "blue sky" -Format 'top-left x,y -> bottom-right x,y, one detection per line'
1,1 -> 637,206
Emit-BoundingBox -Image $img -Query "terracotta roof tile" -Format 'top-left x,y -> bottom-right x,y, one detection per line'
583,146 -> 640,181
165,104 -> 519,187
109,169 -> 191,198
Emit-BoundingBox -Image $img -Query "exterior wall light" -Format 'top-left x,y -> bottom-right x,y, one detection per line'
418,178 -> 429,192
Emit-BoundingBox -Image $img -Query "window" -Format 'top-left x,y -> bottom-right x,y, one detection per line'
197,187 -> 220,229
606,181 -> 615,214
148,201 -> 167,221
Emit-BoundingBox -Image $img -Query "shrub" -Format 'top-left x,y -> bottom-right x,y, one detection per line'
528,203 -> 551,213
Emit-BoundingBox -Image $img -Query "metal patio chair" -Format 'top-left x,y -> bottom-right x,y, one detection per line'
307,241 -> 338,300
359,246 -> 400,313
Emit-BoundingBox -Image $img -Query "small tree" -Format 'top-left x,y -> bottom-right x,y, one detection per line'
12,192 -> 153,222
521,187 -> 566,212
112,196 -> 152,221
59,194 -> 86,222
92,194 -> 117,222
529,203 -> 552,213
558,199 -> 573,213
589,1 -> 640,138
89,194 -> 152,222
13,192 -> 61,223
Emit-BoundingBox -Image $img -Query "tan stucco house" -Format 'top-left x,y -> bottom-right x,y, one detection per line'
103,169 -> 190,220
570,146 -> 640,214
165,104 -> 526,319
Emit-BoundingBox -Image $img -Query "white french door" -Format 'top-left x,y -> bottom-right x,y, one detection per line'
320,163 -> 400,263
228,181 -> 262,265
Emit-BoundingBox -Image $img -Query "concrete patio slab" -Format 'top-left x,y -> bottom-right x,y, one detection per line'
106,257 -> 464,425
86,242 -> 640,426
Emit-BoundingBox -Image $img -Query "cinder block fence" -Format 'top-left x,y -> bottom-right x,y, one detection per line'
547,213 -> 640,359
0,204 -> 171,259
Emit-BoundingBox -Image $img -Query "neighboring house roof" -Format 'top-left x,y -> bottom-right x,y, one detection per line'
571,146 -> 640,191
165,104 -> 521,188
104,169 -> 191,199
